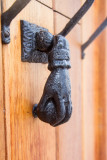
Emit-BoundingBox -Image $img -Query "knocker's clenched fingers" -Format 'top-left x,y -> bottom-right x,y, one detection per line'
50,94 -> 66,127
54,101 -> 72,127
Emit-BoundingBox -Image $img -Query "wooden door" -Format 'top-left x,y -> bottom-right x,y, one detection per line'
0,0 -> 106,160
54,1 -> 82,159
1,1 -> 56,160
82,0 -> 107,159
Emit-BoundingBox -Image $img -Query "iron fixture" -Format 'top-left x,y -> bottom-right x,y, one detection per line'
81,18 -> 107,59
1,0 -> 31,44
1,0 -> 94,44
21,0 -> 94,126
1,0 -> 94,126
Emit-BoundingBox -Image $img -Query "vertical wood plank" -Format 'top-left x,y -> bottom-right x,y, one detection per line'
82,0 -> 107,160
0,1 -> 6,159
2,0 -> 56,160
82,1 -> 95,159
106,26 -> 107,160
94,27 -> 106,160
54,0 -> 81,18
38,0 -> 52,7
53,0 -> 82,159
93,0 -> 106,159
1,0 -> 106,159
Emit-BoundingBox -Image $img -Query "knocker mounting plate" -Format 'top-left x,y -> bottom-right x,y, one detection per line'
21,20 -> 48,63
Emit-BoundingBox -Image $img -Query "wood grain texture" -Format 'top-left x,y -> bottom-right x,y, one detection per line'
82,0 -> 107,160
81,1 -> 95,160
2,0 -> 56,160
53,0 -> 81,19
0,1 -> 6,159
1,0 -> 106,159
106,27 -> 107,160
54,6 -> 82,160
38,0 -> 52,8
92,0 -> 106,160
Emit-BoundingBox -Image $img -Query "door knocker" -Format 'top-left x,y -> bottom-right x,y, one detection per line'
21,0 -> 94,126
1,0 -> 94,126
33,32 -> 72,127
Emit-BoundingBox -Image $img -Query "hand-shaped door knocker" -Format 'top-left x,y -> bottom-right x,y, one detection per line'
20,0 -> 94,127
1,0 -> 94,126
33,32 -> 72,127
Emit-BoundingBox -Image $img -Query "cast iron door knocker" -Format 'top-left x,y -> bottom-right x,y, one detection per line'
33,32 -> 72,127
1,0 -> 94,126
